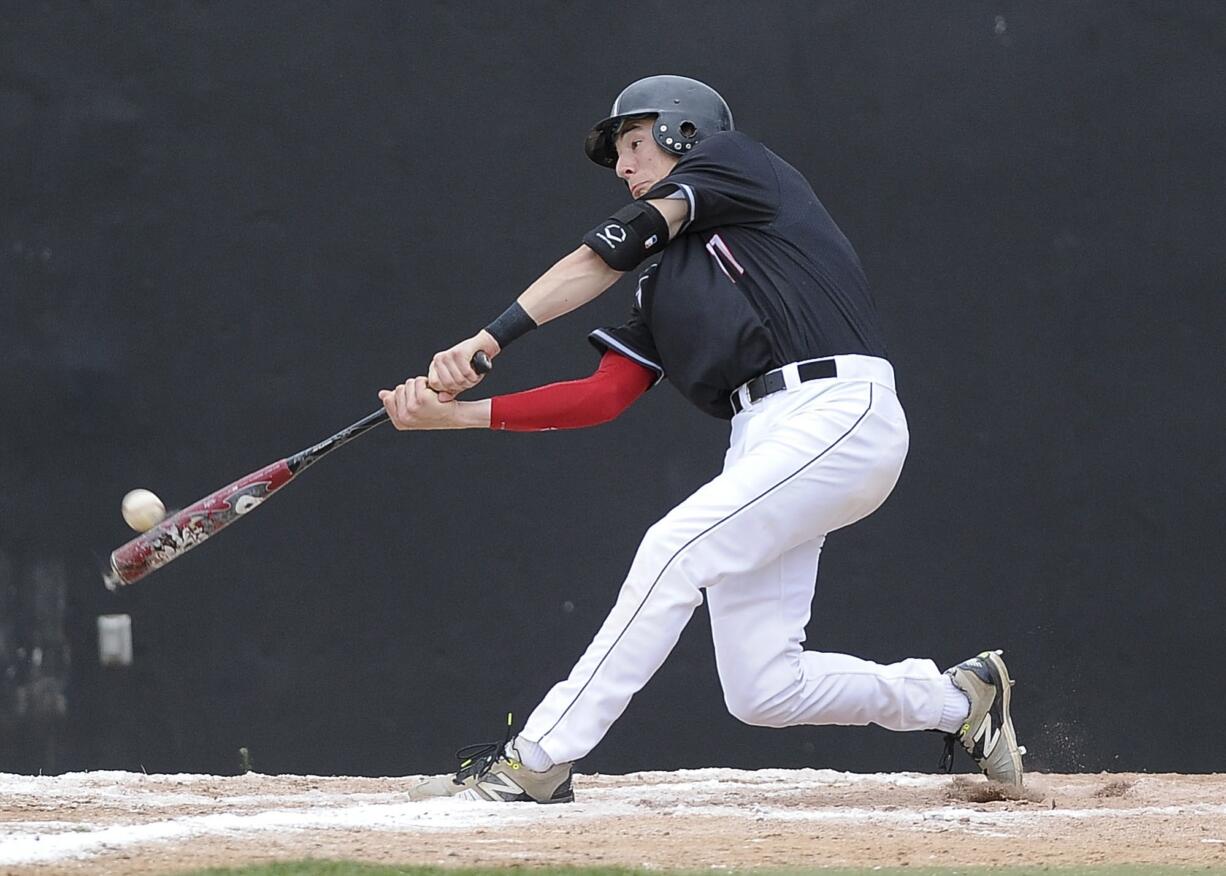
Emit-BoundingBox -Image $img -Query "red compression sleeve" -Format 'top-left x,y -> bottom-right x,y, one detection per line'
490,350 -> 655,431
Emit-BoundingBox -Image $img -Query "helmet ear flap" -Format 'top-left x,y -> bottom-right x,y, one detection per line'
652,112 -> 700,155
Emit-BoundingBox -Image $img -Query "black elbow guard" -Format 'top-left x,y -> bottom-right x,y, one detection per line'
582,201 -> 669,271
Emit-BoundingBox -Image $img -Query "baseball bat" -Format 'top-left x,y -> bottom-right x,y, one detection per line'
102,351 -> 492,590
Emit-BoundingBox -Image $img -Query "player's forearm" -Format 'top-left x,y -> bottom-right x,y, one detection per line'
429,247 -> 621,398
396,397 -> 492,430
447,399 -> 492,429
516,245 -> 622,327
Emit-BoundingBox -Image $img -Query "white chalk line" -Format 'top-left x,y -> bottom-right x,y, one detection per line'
2,769 -> 1224,867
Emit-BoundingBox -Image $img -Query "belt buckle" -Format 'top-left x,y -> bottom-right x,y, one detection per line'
759,370 -> 785,401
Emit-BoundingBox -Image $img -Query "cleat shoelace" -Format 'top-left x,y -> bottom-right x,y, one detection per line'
938,734 -> 958,773
451,713 -> 515,785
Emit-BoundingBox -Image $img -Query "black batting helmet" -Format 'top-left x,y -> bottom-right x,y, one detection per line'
584,75 -> 734,168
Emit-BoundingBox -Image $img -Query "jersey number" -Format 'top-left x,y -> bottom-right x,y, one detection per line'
705,233 -> 745,283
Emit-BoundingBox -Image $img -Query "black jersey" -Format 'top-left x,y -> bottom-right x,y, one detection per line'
589,131 -> 887,419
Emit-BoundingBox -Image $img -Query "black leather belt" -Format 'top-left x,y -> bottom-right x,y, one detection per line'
730,359 -> 838,415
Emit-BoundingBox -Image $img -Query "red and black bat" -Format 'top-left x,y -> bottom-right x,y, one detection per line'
103,352 -> 491,590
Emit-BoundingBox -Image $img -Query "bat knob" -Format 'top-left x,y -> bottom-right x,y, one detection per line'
471,351 -> 493,375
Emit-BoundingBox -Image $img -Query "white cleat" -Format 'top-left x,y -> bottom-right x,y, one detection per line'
408,715 -> 575,804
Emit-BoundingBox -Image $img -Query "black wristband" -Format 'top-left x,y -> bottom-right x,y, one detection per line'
485,301 -> 538,349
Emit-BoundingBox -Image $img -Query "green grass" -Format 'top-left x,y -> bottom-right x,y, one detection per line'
176,862 -> 1226,876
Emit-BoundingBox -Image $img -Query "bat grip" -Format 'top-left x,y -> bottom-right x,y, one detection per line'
289,351 -> 494,472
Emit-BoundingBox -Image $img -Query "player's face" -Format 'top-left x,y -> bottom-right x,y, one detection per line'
614,117 -> 680,199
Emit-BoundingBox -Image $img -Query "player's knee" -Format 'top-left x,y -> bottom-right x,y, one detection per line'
723,689 -> 794,729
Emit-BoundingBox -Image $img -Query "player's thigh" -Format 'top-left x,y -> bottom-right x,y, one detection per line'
643,382 -> 902,584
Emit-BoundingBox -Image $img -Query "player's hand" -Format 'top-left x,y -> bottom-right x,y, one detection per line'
378,377 -> 457,430
428,331 -> 499,401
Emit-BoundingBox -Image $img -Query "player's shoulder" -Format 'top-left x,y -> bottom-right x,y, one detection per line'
680,130 -> 765,166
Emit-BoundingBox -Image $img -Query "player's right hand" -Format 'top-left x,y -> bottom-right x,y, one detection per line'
379,377 -> 457,431
428,331 -> 499,401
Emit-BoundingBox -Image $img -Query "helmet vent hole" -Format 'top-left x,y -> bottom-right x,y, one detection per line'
679,121 -> 697,138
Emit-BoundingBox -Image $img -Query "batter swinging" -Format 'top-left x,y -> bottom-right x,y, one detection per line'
379,76 -> 1026,802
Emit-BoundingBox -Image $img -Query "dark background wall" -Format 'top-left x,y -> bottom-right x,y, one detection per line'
1,1 -> 1223,778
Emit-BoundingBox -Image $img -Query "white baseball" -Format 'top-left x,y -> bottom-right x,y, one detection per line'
121,489 -> 166,532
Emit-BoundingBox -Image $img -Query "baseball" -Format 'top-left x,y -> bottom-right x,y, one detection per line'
121,489 -> 166,532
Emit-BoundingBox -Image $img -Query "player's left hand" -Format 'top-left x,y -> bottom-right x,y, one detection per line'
429,331 -> 499,401
378,377 -> 457,430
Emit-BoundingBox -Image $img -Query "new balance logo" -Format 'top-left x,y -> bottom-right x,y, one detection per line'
476,771 -> 526,802
975,714 -> 1001,756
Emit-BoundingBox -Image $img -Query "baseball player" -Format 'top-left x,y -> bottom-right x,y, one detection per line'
379,76 -> 1025,802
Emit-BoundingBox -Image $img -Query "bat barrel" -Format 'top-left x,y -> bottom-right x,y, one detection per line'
105,351 -> 494,588
106,459 -> 295,587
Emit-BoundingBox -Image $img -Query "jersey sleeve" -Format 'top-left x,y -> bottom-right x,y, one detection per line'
643,131 -> 778,236
587,272 -> 665,386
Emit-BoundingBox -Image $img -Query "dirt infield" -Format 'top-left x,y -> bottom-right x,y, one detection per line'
3,769 -> 1226,874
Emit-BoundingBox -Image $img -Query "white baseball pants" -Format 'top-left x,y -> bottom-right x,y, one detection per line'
522,356 -> 953,765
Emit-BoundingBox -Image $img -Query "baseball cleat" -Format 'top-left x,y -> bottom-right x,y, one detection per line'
408,715 -> 574,804
940,649 -> 1025,786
